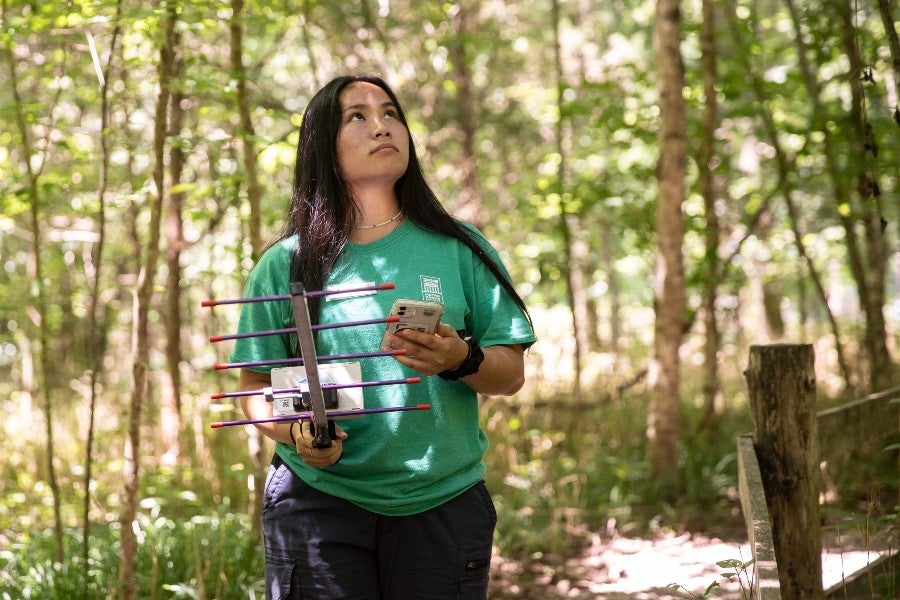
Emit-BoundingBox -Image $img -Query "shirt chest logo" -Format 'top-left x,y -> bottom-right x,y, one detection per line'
421,276 -> 443,304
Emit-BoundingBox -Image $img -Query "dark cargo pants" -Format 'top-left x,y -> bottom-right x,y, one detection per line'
262,454 -> 496,600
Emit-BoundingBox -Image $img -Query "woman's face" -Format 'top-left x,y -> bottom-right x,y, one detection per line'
336,81 -> 410,191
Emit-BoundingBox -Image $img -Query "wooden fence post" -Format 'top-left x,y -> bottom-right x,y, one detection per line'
745,344 -> 823,600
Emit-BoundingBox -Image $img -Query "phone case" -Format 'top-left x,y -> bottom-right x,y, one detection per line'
380,299 -> 444,348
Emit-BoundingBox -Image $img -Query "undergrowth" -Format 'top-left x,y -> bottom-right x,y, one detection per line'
482,386 -> 749,559
1,509 -> 263,599
4,374 -> 893,597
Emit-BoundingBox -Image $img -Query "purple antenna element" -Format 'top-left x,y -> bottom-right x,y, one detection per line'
210,403 -> 430,429
202,282 -> 395,308
210,377 -> 421,400
214,349 -> 408,370
209,316 -> 400,343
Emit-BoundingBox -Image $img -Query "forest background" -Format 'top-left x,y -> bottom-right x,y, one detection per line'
0,0 -> 897,598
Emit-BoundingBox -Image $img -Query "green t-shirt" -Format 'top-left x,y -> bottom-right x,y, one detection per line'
229,218 -> 535,515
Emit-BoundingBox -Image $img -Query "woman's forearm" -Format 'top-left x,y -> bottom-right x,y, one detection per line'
461,344 -> 525,396
238,369 -> 295,445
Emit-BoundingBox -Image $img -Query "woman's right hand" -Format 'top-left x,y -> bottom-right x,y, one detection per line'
290,421 -> 348,467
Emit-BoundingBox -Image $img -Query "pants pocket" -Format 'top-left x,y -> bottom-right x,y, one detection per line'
265,553 -> 299,600
472,480 -> 497,530
456,483 -> 495,599
262,454 -> 290,516
458,552 -> 491,599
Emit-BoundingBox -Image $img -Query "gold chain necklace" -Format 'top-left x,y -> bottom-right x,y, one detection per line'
353,209 -> 403,230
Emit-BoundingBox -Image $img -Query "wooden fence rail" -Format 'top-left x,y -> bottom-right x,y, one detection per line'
737,435 -> 782,600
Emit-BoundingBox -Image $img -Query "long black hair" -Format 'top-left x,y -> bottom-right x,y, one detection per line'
282,74 -> 530,327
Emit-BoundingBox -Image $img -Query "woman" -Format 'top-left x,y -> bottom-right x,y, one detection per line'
230,74 -> 535,599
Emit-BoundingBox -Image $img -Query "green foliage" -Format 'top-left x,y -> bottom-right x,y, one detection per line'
0,0 -> 897,596
0,510 -> 263,599
667,556 -> 755,599
483,376 -> 748,558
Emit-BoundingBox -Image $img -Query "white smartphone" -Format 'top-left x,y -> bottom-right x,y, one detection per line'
380,299 -> 444,348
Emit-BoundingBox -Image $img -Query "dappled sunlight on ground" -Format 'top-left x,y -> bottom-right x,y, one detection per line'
491,533 -> 748,599
583,535 -> 749,597
491,531 -> 894,599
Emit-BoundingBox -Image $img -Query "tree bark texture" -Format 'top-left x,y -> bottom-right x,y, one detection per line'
600,223 -> 621,356
2,2 -> 65,562
231,0 -> 263,261
449,0 -> 485,226
301,0 -> 321,89
162,32 -> 185,466
746,344 -> 823,600
726,0 -> 855,392
648,0 -> 686,485
552,0 -> 590,401
875,0 -> 899,103
835,0 -> 893,394
120,5 -> 176,598
231,0 -> 267,548
83,2 -> 123,584
698,0 -> 722,432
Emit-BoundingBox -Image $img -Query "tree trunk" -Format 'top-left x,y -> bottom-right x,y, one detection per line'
784,0 -> 894,394
120,5 -> 176,598
551,0 -> 590,401
232,0 -> 262,261
698,0 -> 722,432
28,170 -> 65,565
448,0 -> 484,226
1,2 -> 65,562
355,0 -> 398,81
878,0 -> 900,95
647,0 -> 686,488
301,0 -> 321,89
161,30 -> 185,467
883,0 -> 900,501
796,262 -> 808,341
875,0 -> 899,107
835,0 -> 893,394
727,0 -> 856,392
82,6 -> 123,589
746,344 -> 823,600
231,0 -> 267,548
600,224 -> 622,357
762,279 -> 786,338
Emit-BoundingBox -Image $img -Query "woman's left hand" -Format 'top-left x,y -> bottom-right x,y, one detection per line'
384,323 -> 469,376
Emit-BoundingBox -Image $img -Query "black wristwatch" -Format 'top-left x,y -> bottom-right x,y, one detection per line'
438,331 -> 484,381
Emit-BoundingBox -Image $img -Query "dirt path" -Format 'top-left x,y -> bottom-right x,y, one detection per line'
489,531 -> 890,599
